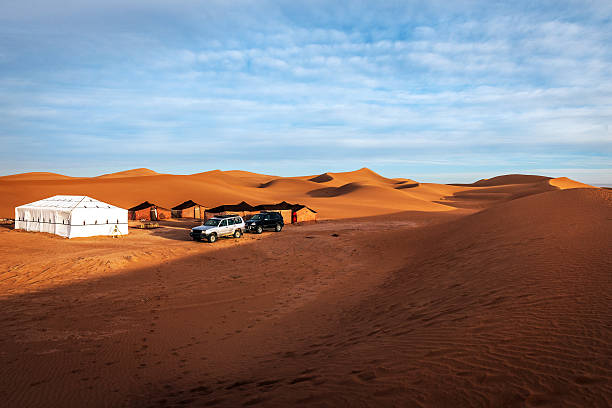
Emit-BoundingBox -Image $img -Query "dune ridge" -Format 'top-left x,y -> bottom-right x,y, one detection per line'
0,172 -> 78,181
0,168 -> 598,220
96,168 -> 160,178
0,170 -> 609,407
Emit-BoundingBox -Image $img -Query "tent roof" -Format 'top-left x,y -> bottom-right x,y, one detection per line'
206,200 -> 317,213
206,201 -> 254,213
128,201 -> 156,211
16,195 -> 124,211
255,201 -> 317,213
172,200 -> 202,210
293,204 -> 317,213
253,203 -> 285,211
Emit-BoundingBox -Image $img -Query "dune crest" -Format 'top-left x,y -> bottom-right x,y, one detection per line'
549,176 -> 597,189
0,168 -> 600,219
96,168 -> 160,178
461,174 -> 551,187
0,172 -> 76,181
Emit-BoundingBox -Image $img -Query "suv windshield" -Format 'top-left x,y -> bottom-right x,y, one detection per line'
250,214 -> 263,221
203,219 -> 220,226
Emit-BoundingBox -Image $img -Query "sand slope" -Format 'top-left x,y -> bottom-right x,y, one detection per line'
96,168 -> 161,178
1,169 -> 598,219
549,176 -> 596,189
0,178 -> 609,407
151,188 -> 611,407
0,168 -> 449,219
0,172 -> 79,181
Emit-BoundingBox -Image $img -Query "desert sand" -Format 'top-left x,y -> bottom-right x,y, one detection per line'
0,169 -> 610,407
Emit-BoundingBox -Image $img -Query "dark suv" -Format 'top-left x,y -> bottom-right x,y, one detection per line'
245,212 -> 284,234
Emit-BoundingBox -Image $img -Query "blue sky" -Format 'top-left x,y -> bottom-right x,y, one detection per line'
1,0 -> 611,184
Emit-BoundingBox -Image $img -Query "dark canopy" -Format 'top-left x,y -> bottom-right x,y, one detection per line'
172,200 -> 202,210
206,201 -> 254,213
291,204 -> 317,213
253,201 -> 317,213
128,201 -> 155,211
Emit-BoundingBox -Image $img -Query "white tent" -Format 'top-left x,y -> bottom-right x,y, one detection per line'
14,195 -> 128,238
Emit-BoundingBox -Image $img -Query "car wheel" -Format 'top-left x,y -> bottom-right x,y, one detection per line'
256,225 -> 263,234
207,233 -> 217,243
233,229 -> 242,238
274,223 -> 282,232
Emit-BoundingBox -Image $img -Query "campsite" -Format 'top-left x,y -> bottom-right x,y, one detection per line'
0,168 -> 610,407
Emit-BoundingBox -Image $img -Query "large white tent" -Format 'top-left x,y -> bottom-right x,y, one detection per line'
14,195 -> 128,238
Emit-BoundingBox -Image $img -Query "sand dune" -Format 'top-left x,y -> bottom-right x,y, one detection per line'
258,178 -> 318,191
438,175 -> 597,209
153,188 -> 611,407
549,176 -> 596,189
1,186 -> 609,407
307,181 -> 366,197
1,168 -> 600,222
250,188 -> 611,407
299,167 -> 411,188
0,165 -> 609,407
0,171 -> 78,181
96,168 -> 161,178
459,174 -> 552,187
0,168 -> 444,219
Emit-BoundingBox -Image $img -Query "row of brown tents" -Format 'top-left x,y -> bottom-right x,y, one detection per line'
127,200 -> 317,224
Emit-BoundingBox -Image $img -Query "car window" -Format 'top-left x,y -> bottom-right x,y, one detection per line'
235,217 -> 242,224
220,219 -> 228,227
264,214 -> 270,220
204,219 -> 220,226
227,218 -> 235,225
250,214 -> 263,221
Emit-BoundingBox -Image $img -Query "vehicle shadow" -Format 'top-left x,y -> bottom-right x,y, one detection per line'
133,218 -> 203,242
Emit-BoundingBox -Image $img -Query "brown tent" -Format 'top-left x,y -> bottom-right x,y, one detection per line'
203,201 -> 317,224
204,201 -> 256,221
171,200 -> 205,219
259,201 -> 317,224
128,201 -> 172,221
291,204 -> 317,223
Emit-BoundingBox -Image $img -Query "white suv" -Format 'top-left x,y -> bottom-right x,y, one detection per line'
190,215 -> 245,243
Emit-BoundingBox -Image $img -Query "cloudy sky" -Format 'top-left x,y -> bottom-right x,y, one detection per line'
1,0 -> 611,184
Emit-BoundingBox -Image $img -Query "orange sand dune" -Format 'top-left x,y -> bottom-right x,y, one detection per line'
299,167 -> 415,188
461,173 -> 552,187
96,168 -> 161,178
440,175 -> 598,209
0,168 -> 446,219
1,187 -> 609,407
0,171 -> 78,181
151,188 -> 612,407
549,176 -> 596,189
0,168 -> 598,221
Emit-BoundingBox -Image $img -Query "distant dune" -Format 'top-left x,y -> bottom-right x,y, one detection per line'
96,168 -> 161,178
0,172 -> 77,181
462,174 -> 552,187
0,168 -> 599,219
549,176 -> 596,189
